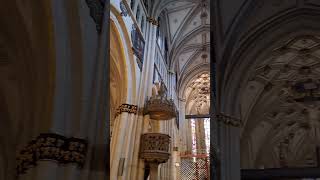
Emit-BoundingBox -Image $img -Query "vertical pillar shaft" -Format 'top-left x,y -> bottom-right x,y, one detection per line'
149,163 -> 159,180
110,112 -> 131,179
219,116 -> 241,180
126,18 -> 158,180
317,146 -> 320,167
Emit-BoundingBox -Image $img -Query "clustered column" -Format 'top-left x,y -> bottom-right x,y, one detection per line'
217,114 -> 242,180
125,16 -> 160,180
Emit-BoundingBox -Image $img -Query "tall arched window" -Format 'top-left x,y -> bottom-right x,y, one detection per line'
130,0 -> 135,10
156,17 -> 161,45
164,37 -> 168,63
136,6 -> 141,22
143,0 -> 148,10
141,16 -> 145,33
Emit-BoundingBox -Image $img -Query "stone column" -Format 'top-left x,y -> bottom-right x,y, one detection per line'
195,118 -> 207,153
178,99 -> 187,152
110,104 -> 138,179
125,17 -> 159,180
149,163 -> 159,180
16,0 -> 108,179
217,114 -> 241,180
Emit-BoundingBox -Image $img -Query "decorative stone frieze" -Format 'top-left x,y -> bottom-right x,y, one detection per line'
139,133 -> 171,164
216,114 -> 242,127
16,133 -> 88,175
115,103 -> 138,117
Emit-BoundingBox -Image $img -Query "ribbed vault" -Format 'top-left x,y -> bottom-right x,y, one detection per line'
152,0 -> 210,85
240,35 -> 320,169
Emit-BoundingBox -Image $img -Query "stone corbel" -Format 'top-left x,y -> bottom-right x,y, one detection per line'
16,133 -> 88,175
216,113 -> 242,127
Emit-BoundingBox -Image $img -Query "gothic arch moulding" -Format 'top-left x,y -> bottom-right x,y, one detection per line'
110,8 -> 138,134
110,5 -> 138,104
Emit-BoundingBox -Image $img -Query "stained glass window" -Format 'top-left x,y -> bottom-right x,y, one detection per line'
204,118 -> 210,154
143,0 -> 148,10
191,119 -> 197,154
130,0 -> 135,10
141,16 -> 145,33
136,6 -> 141,22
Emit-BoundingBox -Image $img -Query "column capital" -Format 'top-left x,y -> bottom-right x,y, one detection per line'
147,17 -> 159,26
16,133 -> 88,175
178,97 -> 186,102
216,113 -> 242,127
168,70 -> 175,74
115,103 -> 138,118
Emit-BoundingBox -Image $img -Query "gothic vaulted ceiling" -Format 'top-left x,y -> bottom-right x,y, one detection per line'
212,0 -> 320,169
241,35 -> 320,168
153,0 -> 210,91
185,72 -> 210,115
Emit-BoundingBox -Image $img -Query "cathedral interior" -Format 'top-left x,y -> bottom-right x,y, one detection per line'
1,0 -> 320,180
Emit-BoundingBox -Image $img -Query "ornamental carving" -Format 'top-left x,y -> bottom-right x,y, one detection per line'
119,1 -> 128,16
216,114 -> 242,127
115,103 -> 138,117
139,133 -> 171,164
85,0 -> 105,33
144,83 -> 178,120
287,79 -> 320,104
16,133 -> 88,175
147,17 -> 159,26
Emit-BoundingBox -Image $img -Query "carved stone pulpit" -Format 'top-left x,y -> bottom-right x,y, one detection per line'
139,133 -> 171,180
